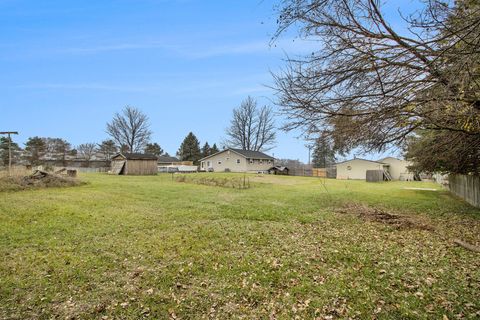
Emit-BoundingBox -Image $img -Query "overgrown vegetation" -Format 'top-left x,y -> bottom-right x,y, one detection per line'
175,174 -> 251,189
0,174 -> 479,319
0,170 -> 83,192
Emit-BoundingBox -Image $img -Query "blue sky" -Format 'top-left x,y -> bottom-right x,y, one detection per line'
0,0 -> 414,161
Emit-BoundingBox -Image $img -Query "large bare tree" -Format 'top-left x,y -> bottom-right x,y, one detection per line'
77,143 -> 97,165
273,0 -> 480,154
225,96 -> 276,151
106,106 -> 152,153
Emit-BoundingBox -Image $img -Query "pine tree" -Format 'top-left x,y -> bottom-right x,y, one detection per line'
201,142 -> 211,158
312,136 -> 336,168
144,143 -> 164,156
210,143 -> 219,155
0,137 -> 21,166
98,139 -> 118,160
177,132 -> 201,164
25,136 -> 46,166
53,139 -> 71,166
120,144 -> 129,153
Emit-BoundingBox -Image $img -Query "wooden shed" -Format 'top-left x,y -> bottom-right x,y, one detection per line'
110,153 -> 158,175
268,166 -> 290,175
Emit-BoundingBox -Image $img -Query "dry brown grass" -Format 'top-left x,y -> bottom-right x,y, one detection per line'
0,166 -> 31,178
175,174 -> 251,189
0,169 -> 83,192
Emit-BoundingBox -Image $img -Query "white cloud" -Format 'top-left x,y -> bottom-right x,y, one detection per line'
12,73 -> 273,96
53,37 -> 319,59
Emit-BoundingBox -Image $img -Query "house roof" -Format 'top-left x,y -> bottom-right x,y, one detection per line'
112,153 -> 158,160
269,166 -> 289,171
335,158 -> 388,166
157,155 -> 180,163
377,156 -> 405,162
199,148 -> 274,161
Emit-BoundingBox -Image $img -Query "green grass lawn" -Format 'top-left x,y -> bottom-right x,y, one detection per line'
1,173 -> 479,319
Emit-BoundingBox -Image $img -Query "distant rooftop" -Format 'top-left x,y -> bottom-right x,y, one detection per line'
157,155 -> 180,163
113,153 -> 158,160
229,148 -> 274,160
199,148 -> 274,161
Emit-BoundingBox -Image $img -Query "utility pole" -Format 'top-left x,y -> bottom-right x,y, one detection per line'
306,144 -> 313,166
0,131 -> 19,175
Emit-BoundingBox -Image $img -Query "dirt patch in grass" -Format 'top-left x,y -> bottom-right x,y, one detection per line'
0,172 -> 83,192
336,203 -> 434,231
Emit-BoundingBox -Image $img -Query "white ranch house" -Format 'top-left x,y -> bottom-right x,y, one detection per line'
199,148 -> 274,173
336,157 -> 413,180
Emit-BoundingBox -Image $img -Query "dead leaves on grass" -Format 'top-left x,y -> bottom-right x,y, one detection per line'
336,203 -> 480,255
336,203 -> 434,231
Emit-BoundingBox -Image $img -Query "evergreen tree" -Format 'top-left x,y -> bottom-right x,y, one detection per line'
201,142 -> 211,158
25,136 -> 46,165
311,135 -> 336,168
0,137 -> 21,166
98,139 -> 118,160
120,144 -> 129,153
144,143 -> 164,156
210,143 -> 219,155
53,139 -> 71,166
177,132 -> 201,164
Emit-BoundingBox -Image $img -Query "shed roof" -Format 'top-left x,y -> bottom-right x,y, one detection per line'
199,148 -> 274,161
268,166 -> 289,171
112,153 -> 158,160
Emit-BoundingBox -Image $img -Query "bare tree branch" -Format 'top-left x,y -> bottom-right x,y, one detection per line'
225,97 -> 277,151
106,106 -> 152,153
273,0 -> 480,154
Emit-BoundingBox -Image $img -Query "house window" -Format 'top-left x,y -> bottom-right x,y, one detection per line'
201,162 -> 204,168
347,165 -> 352,171
250,159 -> 254,164
259,160 -> 263,164
207,161 -> 211,167
236,159 -> 240,164
218,160 -> 222,165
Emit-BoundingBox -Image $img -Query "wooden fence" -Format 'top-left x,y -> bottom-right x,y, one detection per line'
312,168 -> 326,177
448,174 -> 480,208
366,170 -> 383,182
289,167 -> 336,178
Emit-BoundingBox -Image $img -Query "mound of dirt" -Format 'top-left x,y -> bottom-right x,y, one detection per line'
0,170 -> 82,192
336,203 -> 434,231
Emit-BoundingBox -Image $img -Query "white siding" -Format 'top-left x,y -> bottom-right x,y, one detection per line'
200,150 -> 273,173
380,157 -> 412,180
246,158 -> 273,172
336,159 -> 387,180
200,150 -> 248,172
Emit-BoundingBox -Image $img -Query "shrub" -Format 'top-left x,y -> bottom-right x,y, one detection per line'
174,175 -> 251,189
